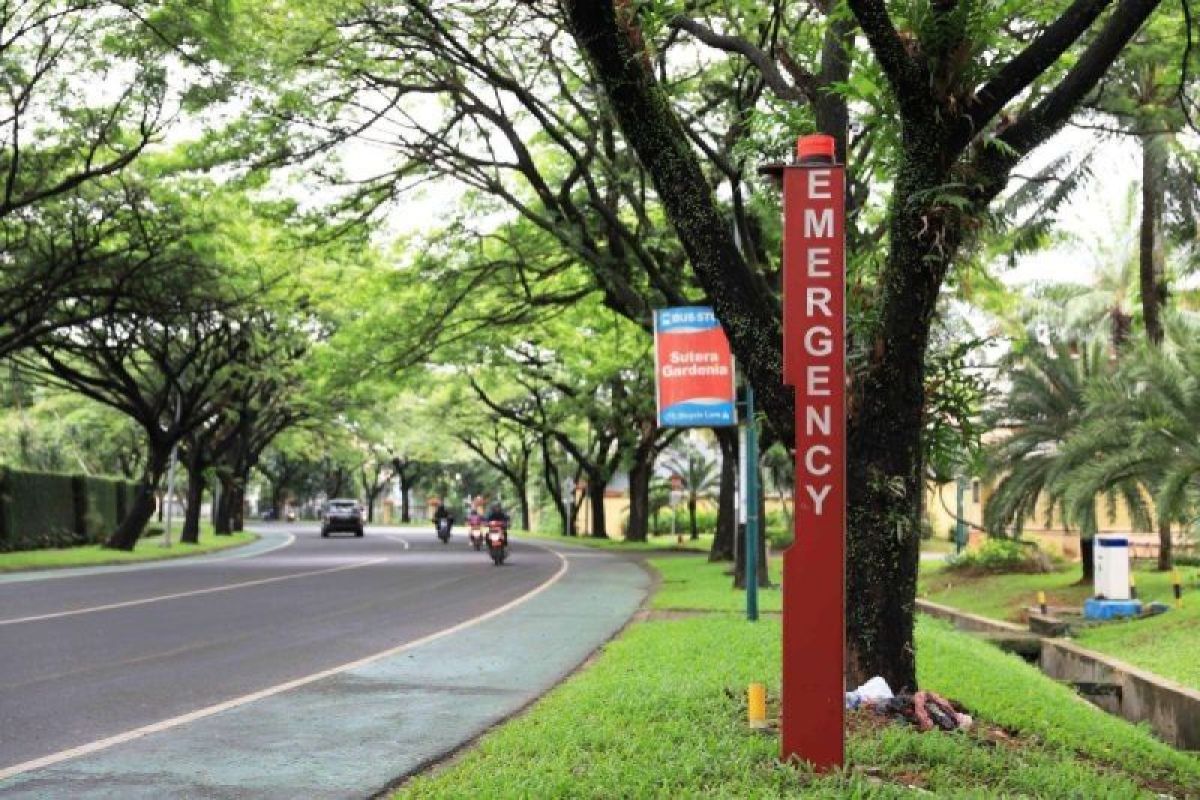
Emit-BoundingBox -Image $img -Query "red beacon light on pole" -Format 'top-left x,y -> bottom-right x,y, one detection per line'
796,133 -> 836,164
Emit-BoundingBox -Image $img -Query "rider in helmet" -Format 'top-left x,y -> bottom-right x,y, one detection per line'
432,500 -> 453,533
486,502 -> 510,545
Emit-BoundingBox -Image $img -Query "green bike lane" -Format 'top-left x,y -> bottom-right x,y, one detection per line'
0,538 -> 648,799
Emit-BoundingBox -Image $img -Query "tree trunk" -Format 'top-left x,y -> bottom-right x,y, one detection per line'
626,451 -> 653,543
1080,536 -> 1095,583
588,476 -> 607,538
231,477 -> 246,532
517,481 -> 531,532
215,473 -> 236,535
180,452 -> 205,545
733,520 -> 771,589
1157,520 -> 1172,572
107,447 -> 169,550
1139,132 -> 1167,346
710,427 -> 737,561
568,492 -> 581,536
734,464 -> 771,589
687,497 -> 698,540
842,151 -> 958,691
398,471 -> 412,523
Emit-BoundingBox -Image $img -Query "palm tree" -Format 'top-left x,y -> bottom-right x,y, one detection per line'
661,445 -> 718,540
984,338 -> 1115,580
1019,186 -> 1140,348
1064,323 -> 1200,570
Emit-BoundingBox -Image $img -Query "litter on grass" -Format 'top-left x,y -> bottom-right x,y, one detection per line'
846,677 -> 973,732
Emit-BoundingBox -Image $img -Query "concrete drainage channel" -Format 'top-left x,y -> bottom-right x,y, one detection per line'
917,599 -> 1200,752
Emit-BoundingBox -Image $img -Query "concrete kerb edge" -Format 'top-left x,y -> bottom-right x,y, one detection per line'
370,541 -> 661,798
0,531 -> 287,584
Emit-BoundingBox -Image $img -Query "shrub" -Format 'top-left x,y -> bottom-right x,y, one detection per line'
0,468 -> 81,551
946,538 -> 1054,574
82,476 -> 125,543
764,509 -> 792,549
0,467 -> 143,552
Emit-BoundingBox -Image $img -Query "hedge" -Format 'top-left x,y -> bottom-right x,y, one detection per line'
0,467 -> 144,552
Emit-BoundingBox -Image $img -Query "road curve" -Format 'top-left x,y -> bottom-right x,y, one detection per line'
0,524 -> 649,798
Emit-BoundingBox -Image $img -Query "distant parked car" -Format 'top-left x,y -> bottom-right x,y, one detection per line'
261,508 -> 278,521
321,499 -> 363,538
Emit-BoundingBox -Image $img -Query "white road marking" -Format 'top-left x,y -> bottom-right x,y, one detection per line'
0,546 -> 570,782
0,557 -> 388,627
385,534 -> 411,550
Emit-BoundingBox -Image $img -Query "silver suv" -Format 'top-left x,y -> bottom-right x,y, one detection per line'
321,499 -> 364,538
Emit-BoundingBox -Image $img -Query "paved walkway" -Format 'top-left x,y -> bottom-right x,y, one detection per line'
0,531 -> 649,799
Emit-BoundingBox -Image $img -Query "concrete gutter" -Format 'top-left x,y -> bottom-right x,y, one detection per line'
916,598 -> 1027,635
918,598 -> 1200,752
1041,639 -> 1200,751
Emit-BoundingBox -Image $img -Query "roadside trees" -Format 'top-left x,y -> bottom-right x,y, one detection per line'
563,0 -> 1172,688
0,1 -> 239,357
21,299 -> 255,549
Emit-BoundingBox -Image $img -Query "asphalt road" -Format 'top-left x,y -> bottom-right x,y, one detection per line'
0,524 -> 648,798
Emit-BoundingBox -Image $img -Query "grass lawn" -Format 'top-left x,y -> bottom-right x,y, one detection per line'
395,559 -> 1200,799
921,561 -> 1200,690
0,524 -> 256,572
651,554 -> 783,613
920,536 -> 957,555
520,528 -> 714,553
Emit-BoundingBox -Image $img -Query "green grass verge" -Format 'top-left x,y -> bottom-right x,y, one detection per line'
920,536 -> 957,555
921,562 -> 1200,690
650,554 -> 783,613
519,528 -> 714,553
0,524 -> 256,572
395,559 -> 1199,799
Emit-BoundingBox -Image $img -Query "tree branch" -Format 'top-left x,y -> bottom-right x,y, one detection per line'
998,0 -> 1164,158
950,0 -> 1112,154
846,0 -> 928,110
669,14 -> 816,104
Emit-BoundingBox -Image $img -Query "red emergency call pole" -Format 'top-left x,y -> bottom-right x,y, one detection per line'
779,134 -> 846,770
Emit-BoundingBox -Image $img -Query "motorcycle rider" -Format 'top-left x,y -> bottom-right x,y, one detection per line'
432,501 -> 453,536
486,502 -> 510,546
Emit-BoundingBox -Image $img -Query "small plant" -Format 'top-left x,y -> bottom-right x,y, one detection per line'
946,538 -> 1053,574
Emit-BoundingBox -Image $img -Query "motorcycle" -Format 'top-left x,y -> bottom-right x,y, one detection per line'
486,520 -> 508,566
467,519 -> 483,551
436,516 -> 452,544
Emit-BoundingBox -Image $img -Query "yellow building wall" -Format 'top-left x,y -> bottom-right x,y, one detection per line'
925,478 -> 1157,560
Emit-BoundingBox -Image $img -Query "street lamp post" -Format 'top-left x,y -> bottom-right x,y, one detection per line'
561,477 -> 574,536
162,398 -> 182,548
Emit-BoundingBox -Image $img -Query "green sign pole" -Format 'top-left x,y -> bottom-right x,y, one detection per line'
745,384 -> 759,621
955,475 -> 968,554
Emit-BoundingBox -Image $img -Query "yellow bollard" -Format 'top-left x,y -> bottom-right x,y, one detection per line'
1173,569 -> 1183,609
1037,590 -> 1047,615
1129,573 -> 1138,600
748,683 -> 767,729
